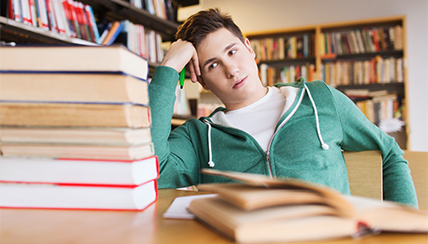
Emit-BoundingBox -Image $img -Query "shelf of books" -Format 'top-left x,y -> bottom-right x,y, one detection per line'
0,45 -> 160,210
1,0 -> 182,73
245,16 -> 408,148
246,27 -> 317,86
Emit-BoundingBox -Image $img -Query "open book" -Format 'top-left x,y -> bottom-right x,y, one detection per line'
188,169 -> 428,243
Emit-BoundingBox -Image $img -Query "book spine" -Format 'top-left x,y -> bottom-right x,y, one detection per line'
35,0 -> 49,30
28,0 -> 37,26
51,0 -> 66,35
45,0 -> 58,32
20,0 -> 32,25
61,0 -> 75,37
68,0 -> 80,39
85,5 -> 99,43
77,2 -> 91,42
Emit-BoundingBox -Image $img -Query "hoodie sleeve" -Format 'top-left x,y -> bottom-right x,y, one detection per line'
328,86 -> 418,208
149,66 -> 201,189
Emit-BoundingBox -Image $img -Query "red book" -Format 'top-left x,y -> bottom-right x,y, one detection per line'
84,4 -> 97,43
371,29 -> 380,52
77,2 -> 92,41
61,0 -> 76,37
67,0 -> 81,39
8,0 -> 14,20
71,1 -> 86,40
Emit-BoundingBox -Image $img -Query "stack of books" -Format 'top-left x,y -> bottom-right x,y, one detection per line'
0,44 -> 159,211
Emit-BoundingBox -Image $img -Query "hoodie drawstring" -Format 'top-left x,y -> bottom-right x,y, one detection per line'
304,84 -> 330,150
204,121 -> 215,168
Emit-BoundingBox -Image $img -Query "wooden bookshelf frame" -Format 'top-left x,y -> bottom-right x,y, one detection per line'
244,16 -> 409,148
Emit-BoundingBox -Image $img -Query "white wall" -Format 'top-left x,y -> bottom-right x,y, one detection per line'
179,0 -> 428,151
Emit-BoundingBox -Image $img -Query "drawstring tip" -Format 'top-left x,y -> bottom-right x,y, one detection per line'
322,143 -> 330,150
208,161 -> 215,168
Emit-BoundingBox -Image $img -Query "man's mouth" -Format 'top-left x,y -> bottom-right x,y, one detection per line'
233,77 -> 247,89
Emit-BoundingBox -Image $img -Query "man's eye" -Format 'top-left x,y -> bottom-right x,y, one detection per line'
229,49 -> 237,55
209,63 -> 218,70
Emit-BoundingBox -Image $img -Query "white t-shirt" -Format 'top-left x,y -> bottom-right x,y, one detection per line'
222,87 -> 287,151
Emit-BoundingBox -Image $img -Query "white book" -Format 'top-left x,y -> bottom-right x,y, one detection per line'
0,155 -> 158,186
0,180 -> 157,210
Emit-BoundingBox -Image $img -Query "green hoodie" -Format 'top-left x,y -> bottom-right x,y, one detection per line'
149,66 -> 418,208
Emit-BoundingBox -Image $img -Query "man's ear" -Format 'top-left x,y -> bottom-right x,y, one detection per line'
197,76 -> 210,91
244,38 -> 256,59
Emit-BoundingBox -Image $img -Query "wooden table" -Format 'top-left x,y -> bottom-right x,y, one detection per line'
1,189 -> 427,244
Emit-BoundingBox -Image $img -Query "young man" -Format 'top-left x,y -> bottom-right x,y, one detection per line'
149,9 -> 418,208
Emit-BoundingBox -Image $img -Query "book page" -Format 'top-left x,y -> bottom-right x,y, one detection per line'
163,194 -> 216,219
201,169 -> 355,217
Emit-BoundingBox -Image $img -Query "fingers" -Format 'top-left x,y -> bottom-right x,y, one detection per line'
187,62 -> 198,83
160,39 -> 200,76
188,52 -> 201,83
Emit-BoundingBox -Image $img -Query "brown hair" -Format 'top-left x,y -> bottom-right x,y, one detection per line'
175,8 -> 245,48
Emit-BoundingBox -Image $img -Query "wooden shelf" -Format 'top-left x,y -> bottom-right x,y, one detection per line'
335,83 -> 405,97
258,57 -> 316,66
0,17 -> 97,45
321,50 -> 404,61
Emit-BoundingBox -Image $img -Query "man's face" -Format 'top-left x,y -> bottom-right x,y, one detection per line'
197,28 -> 267,111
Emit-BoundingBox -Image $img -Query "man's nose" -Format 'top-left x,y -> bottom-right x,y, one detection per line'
224,61 -> 238,78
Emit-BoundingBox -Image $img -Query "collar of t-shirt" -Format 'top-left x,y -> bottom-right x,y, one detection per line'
213,86 -> 287,151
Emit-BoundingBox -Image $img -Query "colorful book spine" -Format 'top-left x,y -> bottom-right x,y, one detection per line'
85,4 -> 99,43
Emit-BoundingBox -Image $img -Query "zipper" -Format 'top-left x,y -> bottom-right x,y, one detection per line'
266,150 -> 273,178
264,87 -> 306,178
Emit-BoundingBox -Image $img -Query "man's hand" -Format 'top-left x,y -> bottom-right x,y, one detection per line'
160,39 -> 201,83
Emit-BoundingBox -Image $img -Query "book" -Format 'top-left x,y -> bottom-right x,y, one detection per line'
102,21 -> 123,45
0,155 -> 158,185
0,72 -> 149,105
0,102 -> 151,128
0,126 -> 151,145
0,179 -> 158,210
0,45 -> 148,81
84,4 -> 99,43
188,169 -> 428,243
0,142 -> 155,160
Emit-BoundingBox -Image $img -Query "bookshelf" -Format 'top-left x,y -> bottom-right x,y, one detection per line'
0,0 -> 199,75
245,16 -> 408,148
